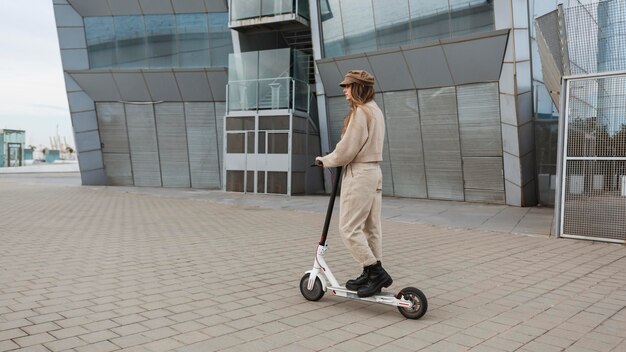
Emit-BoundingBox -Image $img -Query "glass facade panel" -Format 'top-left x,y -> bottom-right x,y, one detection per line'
227,133 -> 245,153
321,0 -> 495,58
177,14 -> 209,67
267,171 -> 288,194
321,0 -> 345,58
449,0 -> 494,38
373,0 -> 410,50
261,0 -> 292,17
85,13 -> 232,69
230,0 -> 260,21
85,17 -> 116,68
341,0 -> 376,54
208,13 -> 230,67
409,0 -> 450,44
115,16 -> 146,68
145,15 -> 176,68
267,133 -> 288,153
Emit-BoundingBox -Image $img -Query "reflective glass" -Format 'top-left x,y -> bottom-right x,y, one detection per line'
261,0 -> 292,17
341,0 -> 376,54
84,17 -> 115,68
373,0 -> 410,50
297,0 -> 310,19
85,13 -> 230,69
114,16 -> 146,68
177,14 -> 209,67
449,0 -> 494,38
409,0 -> 450,44
231,0 -> 260,20
145,15 -> 176,68
321,0 -> 345,58
208,13 -> 232,67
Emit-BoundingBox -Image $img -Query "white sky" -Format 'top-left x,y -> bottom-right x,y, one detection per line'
0,0 -> 74,148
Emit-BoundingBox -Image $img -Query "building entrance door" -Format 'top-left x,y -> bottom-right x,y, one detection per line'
7,143 -> 22,167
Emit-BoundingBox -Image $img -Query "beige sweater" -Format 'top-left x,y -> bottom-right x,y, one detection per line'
318,100 -> 385,168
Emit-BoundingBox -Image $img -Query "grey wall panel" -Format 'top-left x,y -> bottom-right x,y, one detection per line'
57,27 -> 86,49
72,110 -> 98,133
175,72 -> 213,102
367,51 -> 414,92
463,157 -> 504,190
403,46 -> 454,88
63,73 -> 82,92
77,149 -> 104,171
75,130 -> 101,152
113,73 -> 151,101
126,104 -> 162,187
137,0 -> 173,14
186,103 -> 220,189
70,73 -> 122,101
61,49 -> 89,69
207,71 -> 228,101
317,61 -> 344,97
326,97 -> 350,148
102,153 -> 133,186
80,168 -> 108,185
96,103 -> 129,153
155,103 -> 191,188
204,0 -> 228,12
384,91 -> 427,198
68,91 -> 95,113
107,0 -> 141,15
443,35 -> 508,85
53,4 -> 83,27
419,87 -> 464,201
172,0 -> 207,13
144,72 -> 182,101
457,83 -> 502,157
66,0 -> 112,16
215,102 -> 225,185
465,189 -> 505,204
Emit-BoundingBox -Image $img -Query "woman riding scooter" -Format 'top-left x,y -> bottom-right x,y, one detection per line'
315,69 -> 392,298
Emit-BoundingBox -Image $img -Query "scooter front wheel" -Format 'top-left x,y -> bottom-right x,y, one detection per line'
299,273 -> 325,301
396,287 -> 427,319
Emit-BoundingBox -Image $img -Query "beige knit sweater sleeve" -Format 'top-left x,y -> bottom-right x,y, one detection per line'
317,106 -> 370,168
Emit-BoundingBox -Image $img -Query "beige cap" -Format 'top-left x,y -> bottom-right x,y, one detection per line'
339,70 -> 375,87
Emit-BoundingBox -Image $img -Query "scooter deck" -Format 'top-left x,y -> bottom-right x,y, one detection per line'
327,286 -> 412,308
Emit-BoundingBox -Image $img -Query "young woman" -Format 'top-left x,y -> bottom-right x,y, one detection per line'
315,70 -> 392,298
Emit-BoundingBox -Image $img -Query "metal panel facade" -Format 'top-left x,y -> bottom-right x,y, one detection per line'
126,104 -> 162,187
383,91 -> 426,198
419,87 -> 464,201
186,102 -> 221,189
155,103 -> 191,188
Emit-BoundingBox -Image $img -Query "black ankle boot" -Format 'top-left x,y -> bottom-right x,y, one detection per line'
357,262 -> 393,298
345,263 -> 375,291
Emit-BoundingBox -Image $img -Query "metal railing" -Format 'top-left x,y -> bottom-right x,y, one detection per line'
226,78 -> 310,113
229,0 -> 309,23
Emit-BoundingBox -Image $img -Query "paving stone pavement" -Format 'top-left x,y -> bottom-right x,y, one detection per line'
0,175 -> 625,352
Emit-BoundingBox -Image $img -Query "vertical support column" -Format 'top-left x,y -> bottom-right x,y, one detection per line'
495,0 -> 537,206
53,2 -> 107,185
309,0 -> 332,192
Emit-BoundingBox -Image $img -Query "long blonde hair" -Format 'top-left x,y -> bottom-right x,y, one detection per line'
341,84 -> 375,136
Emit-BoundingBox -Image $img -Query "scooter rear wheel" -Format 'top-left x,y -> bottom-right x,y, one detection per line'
396,287 -> 427,319
299,273 -> 325,301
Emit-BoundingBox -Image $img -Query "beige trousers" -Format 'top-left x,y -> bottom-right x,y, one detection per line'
339,162 -> 383,267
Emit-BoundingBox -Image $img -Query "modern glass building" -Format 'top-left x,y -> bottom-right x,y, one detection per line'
52,0 -> 568,206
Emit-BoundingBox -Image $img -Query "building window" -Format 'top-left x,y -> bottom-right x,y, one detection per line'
321,0 -> 495,58
84,12 -> 233,69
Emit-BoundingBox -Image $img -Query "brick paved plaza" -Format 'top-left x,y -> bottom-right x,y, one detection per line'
0,174 -> 625,351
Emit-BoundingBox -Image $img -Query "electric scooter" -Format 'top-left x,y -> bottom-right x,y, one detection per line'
299,167 -> 427,319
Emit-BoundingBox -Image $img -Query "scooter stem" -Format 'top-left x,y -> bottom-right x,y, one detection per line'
319,167 -> 342,246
